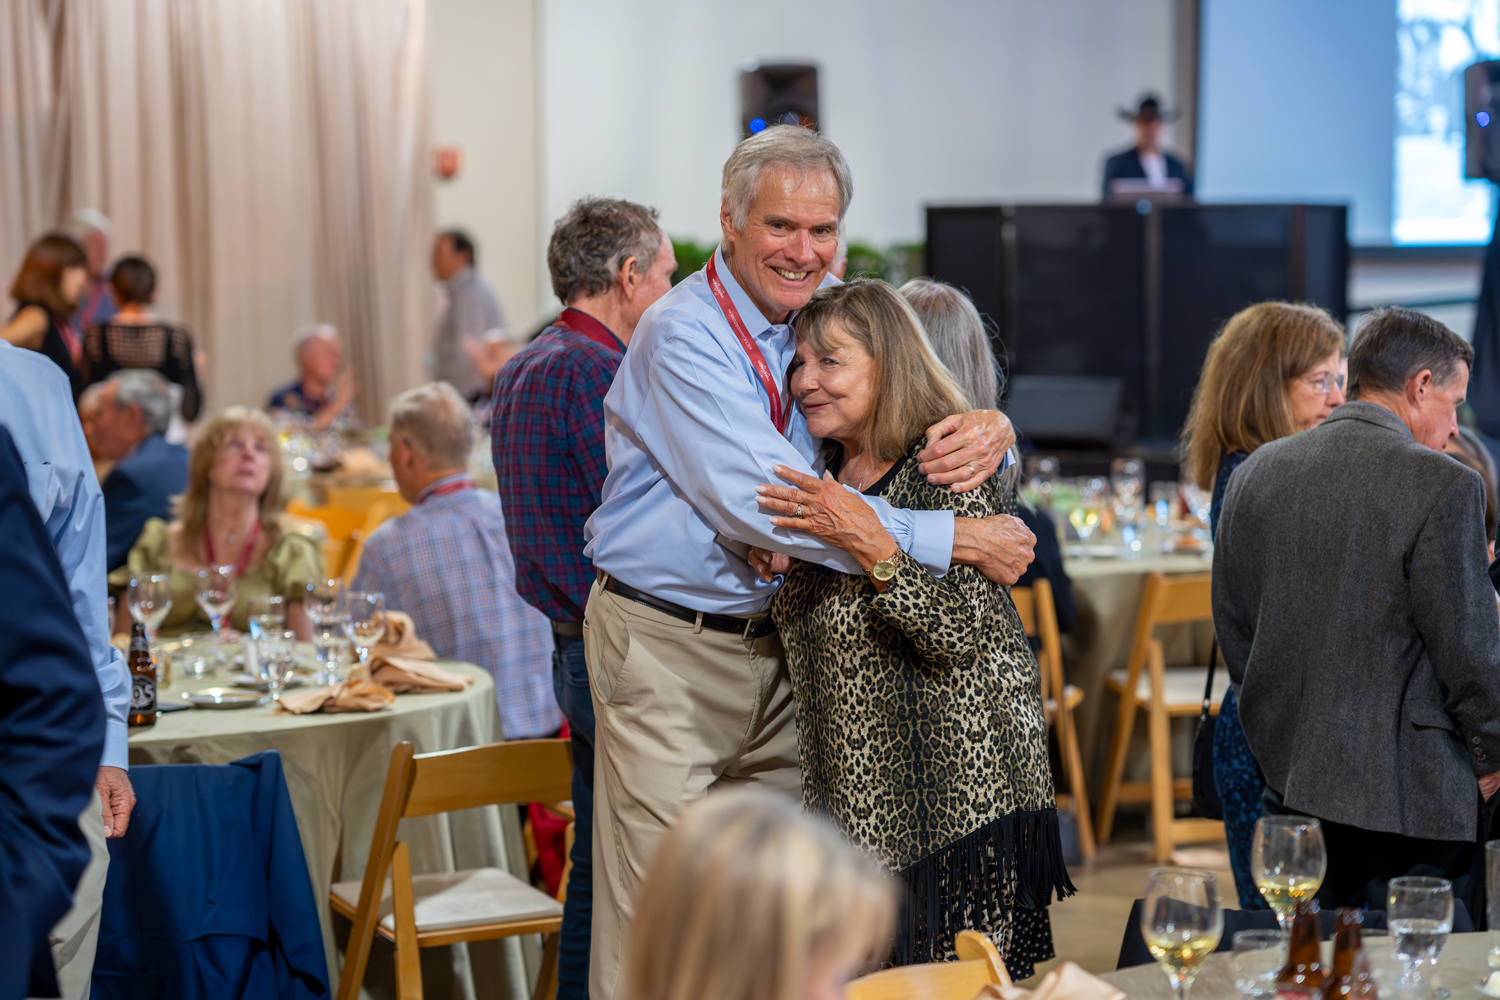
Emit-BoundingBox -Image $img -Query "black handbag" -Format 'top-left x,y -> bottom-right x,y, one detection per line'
1191,638 -> 1223,819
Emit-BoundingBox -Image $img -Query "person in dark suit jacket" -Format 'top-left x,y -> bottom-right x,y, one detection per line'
0,424 -> 107,999
1101,94 -> 1194,199
92,370 -> 189,570
1214,307 -> 1500,915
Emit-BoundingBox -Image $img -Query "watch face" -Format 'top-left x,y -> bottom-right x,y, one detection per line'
872,559 -> 897,582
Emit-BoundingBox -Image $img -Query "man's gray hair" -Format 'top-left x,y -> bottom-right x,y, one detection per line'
547,198 -> 664,304
69,207 -> 112,237
1348,306 -> 1474,399
721,125 -> 853,231
899,279 -> 1002,410
292,323 -> 339,361
110,369 -> 172,435
388,381 -> 473,469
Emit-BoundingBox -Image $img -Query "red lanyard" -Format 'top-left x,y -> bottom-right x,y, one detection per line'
706,255 -> 787,436
204,519 -> 260,577
421,477 -> 476,503
554,309 -> 624,353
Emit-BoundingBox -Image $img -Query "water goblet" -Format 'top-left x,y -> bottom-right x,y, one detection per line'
341,590 -> 386,667
128,573 -> 173,665
1251,815 -> 1327,932
304,579 -> 344,684
1230,929 -> 1287,1000
195,564 -> 238,640
1143,867 -> 1223,1000
247,593 -> 286,640
258,629 -> 297,703
1388,875 -> 1454,994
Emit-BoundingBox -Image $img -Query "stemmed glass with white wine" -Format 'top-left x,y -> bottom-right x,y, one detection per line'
1143,868 -> 1224,1000
128,574 -> 172,681
1068,477 -> 1107,543
1251,815 -> 1327,930
195,564 -> 238,648
341,590 -> 386,668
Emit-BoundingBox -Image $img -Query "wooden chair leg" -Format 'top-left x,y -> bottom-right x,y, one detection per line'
1094,683 -> 1140,845
337,863 -> 389,1000
391,841 -> 424,1000
1058,699 -> 1096,859
531,931 -> 561,1000
1147,644 -> 1175,863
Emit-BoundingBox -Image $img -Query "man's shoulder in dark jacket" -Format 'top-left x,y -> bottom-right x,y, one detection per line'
102,434 -> 188,570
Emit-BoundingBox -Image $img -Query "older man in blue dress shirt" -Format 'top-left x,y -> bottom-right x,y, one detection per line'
582,125 -> 1034,999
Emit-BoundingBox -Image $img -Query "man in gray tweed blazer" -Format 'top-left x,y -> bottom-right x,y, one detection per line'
1214,306 -> 1500,911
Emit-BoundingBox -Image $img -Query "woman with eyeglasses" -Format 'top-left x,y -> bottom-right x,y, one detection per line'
1182,300 -> 1347,908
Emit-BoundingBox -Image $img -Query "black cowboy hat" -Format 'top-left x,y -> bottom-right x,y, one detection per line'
1118,93 -> 1178,123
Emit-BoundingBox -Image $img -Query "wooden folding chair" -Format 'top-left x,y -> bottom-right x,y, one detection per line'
847,931 -> 1010,1000
331,739 -> 572,1000
339,501 -> 404,585
323,485 -> 411,517
1012,579 -> 1094,859
1094,572 -> 1227,861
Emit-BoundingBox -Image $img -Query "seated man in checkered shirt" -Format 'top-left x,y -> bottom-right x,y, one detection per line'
351,381 -> 561,740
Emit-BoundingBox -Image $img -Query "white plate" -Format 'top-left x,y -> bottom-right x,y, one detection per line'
229,673 -> 308,693
184,688 -> 266,709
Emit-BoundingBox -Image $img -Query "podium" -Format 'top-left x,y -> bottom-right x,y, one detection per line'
925,202 -> 1349,446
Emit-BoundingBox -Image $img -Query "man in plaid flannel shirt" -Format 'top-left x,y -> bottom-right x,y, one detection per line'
490,198 -> 676,1000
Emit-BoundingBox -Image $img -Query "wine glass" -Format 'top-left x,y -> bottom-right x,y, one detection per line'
304,579 -> 344,684
1068,477 -> 1107,543
195,564 -> 238,641
128,574 -> 173,664
246,593 -> 285,640
257,629 -> 296,703
341,590 -> 386,667
1388,876 -> 1454,993
1251,815 -> 1327,931
1111,457 -> 1145,509
1142,867 -> 1223,1000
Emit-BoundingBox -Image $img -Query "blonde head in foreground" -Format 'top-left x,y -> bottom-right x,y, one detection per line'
623,790 -> 896,1000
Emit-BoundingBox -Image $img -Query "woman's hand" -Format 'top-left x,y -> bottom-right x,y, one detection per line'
917,409 -> 1016,493
747,547 -> 793,583
755,466 -> 897,573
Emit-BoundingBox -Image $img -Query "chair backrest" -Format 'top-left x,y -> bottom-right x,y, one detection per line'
1122,572 -> 1212,682
847,930 -> 1006,1000
1012,579 -> 1064,706
339,530 -> 367,586
323,485 -> 410,517
404,739 -> 574,818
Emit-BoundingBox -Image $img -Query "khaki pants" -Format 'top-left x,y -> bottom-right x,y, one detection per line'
30,790 -> 109,1000
584,580 -> 798,1000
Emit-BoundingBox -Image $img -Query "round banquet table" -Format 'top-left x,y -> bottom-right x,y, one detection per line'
1061,552 -> 1215,800
127,660 -> 536,1000
1102,929 -> 1492,1000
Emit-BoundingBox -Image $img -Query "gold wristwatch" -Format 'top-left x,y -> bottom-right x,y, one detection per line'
870,552 -> 898,583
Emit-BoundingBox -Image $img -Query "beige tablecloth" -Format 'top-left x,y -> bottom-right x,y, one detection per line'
128,660 -> 534,1000
1103,929 -> 1491,1000
1061,553 -> 1215,800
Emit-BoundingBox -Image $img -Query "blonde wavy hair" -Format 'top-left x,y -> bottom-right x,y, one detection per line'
794,279 -> 970,465
174,407 -> 285,559
1182,302 -> 1346,490
623,790 -> 895,1000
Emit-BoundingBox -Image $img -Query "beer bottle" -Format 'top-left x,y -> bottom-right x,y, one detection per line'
1323,907 -> 1377,1000
1277,899 -> 1327,994
127,620 -> 157,727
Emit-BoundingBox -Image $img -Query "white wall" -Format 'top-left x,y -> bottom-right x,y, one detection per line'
538,0 -> 1177,309
1198,0 -> 1396,245
429,0 -> 544,330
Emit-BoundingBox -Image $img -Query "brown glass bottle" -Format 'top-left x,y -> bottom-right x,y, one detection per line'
1323,908 -> 1377,1000
127,620 -> 157,727
1277,899 -> 1327,994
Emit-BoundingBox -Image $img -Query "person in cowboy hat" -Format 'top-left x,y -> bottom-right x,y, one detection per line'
1101,93 -> 1194,199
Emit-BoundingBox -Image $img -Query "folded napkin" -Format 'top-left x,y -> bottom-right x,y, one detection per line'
977,963 -> 1124,1000
369,656 -> 473,693
272,679 -> 396,715
368,611 -> 436,665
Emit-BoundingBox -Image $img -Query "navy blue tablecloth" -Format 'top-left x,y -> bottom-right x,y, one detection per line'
93,751 -> 329,999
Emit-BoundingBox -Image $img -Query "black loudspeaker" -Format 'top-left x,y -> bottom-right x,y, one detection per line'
1466,61 -> 1500,181
925,202 -> 1348,446
741,63 -> 818,137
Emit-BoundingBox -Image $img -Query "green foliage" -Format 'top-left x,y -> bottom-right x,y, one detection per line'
667,237 -> 928,287
670,238 -> 717,285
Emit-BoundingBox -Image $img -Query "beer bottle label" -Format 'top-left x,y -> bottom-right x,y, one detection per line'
131,672 -> 157,713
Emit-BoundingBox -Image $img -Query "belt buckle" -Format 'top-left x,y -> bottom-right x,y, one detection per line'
742,617 -> 754,641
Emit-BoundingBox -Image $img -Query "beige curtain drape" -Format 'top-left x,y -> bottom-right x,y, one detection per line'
0,0 -> 433,422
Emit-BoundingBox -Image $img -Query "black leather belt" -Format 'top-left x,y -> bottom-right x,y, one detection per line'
600,574 -> 777,641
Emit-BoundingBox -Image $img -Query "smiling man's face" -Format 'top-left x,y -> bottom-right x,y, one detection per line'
720,164 -> 841,325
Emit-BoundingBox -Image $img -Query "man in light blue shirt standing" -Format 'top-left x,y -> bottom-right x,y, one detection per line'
0,340 -> 133,999
582,126 -> 1035,999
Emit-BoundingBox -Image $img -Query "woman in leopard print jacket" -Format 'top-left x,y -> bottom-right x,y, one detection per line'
749,280 -> 1072,978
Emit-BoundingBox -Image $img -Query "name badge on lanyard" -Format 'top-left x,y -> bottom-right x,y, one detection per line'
706,255 -> 788,437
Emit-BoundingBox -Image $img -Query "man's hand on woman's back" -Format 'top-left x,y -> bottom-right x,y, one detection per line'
917,410 -> 1016,492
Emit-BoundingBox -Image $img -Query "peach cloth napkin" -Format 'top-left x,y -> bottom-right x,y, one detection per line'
976,963 -> 1124,1000
365,611 -> 471,693
368,611 -> 437,663
272,679 -> 396,715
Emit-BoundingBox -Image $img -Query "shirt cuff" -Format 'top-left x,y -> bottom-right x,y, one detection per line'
904,509 -> 956,577
100,718 -> 130,770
